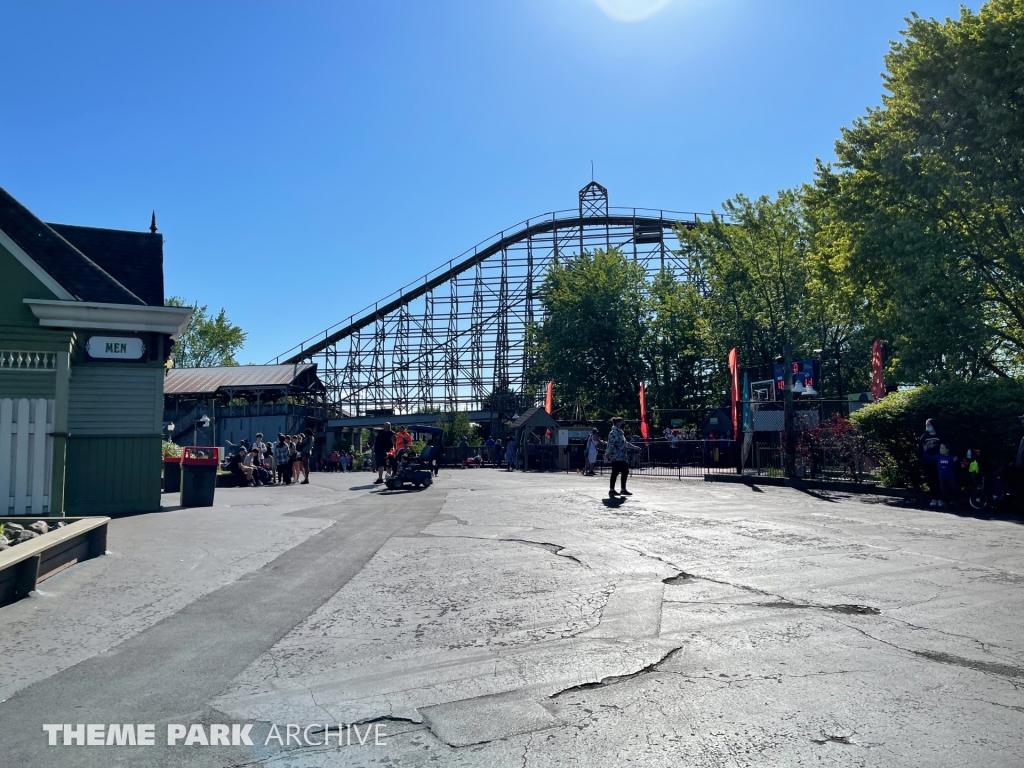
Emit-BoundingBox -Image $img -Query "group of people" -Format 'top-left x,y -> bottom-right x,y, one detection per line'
325,449 -> 357,473
663,426 -> 699,441
224,430 -> 315,487
372,423 -> 417,484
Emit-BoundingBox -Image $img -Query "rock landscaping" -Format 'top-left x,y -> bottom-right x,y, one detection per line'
0,520 -> 68,551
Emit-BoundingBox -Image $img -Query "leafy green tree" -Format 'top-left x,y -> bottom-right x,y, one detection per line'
441,409 -> 476,446
166,297 -> 247,368
646,267 -> 714,409
680,191 -> 814,369
532,248 -> 648,418
809,0 -> 1024,382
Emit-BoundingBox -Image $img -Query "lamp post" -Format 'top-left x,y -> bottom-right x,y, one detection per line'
196,414 -> 211,447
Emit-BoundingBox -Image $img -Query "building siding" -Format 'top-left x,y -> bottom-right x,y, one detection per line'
68,366 -> 163,436
64,435 -> 161,514
0,370 -> 57,399
65,365 -> 163,514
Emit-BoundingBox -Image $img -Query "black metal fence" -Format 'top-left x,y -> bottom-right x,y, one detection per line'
595,440 -> 739,478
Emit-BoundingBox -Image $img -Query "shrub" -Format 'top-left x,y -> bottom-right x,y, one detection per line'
796,414 -> 875,481
850,379 -> 1024,488
162,440 -> 182,458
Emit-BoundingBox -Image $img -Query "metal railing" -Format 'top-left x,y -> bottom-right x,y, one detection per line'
595,440 -> 739,478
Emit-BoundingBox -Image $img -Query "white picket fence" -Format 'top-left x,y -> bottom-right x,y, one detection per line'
0,398 -> 54,516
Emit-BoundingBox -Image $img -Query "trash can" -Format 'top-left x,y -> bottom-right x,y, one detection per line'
163,455 -> 182,494
180,446 -> 219,507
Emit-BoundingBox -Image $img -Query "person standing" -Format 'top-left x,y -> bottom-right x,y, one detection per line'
505,437 -> 517,471
936,444 -> 958,508
374,423 -> 396,484
918,418 -> 943,507
459,437 -> 469,467
273,434 -> 291,485
297,428 -> 315,484
329,449 -> 340,472
485,436 -> 496,466
605,417 -> 633,498
584,428 -> 600,476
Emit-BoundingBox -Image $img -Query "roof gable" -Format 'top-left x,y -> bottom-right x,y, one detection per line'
48,223 -> 164,307
0,185 -> 144,306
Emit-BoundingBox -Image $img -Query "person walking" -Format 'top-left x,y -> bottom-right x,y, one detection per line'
374,423 -> 396,484
605,417 -> 634,498
918,418 -> 943,507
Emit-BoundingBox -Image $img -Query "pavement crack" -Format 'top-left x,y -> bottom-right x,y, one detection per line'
421,533 -> 588,567
842,624 -> 1024,683
550,646 -> 684,698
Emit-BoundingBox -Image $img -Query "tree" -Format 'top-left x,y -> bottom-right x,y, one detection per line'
166,297 -> 247,368
441,409 -> 476,446
680,191 -> 815,370
809,1 -> 1024,382
531,248 -> 648,418
645,267 -> 713,410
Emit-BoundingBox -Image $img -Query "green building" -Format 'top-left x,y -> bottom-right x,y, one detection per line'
0,185 -> 191,516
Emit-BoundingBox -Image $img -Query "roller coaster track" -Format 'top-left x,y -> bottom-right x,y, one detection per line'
273,209 -> 703,365
271,184 -> 710,416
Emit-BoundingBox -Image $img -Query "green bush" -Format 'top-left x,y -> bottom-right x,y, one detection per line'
851,380 -> 1024,488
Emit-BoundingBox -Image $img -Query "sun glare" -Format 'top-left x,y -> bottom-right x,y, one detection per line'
592,0 -> 674,23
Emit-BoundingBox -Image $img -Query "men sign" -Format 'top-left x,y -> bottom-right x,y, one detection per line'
86,336 -> 145,360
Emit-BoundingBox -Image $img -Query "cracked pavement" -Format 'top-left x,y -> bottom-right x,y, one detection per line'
1,469 -> 1023,766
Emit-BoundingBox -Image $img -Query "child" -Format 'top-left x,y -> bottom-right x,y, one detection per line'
936,444 -> 958,508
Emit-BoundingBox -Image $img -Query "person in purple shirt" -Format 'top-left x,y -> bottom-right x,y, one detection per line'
936,444 -> 958,508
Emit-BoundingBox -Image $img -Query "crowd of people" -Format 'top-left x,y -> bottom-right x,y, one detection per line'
222,430 -> 319,487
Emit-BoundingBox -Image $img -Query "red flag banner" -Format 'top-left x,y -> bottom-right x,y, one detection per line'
545,381 -> 554,438
728,348 -> 740,439
639,382 -> 650,440
871,339 -> 885,401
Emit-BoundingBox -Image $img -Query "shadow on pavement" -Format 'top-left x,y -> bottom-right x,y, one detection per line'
601,497 -> 626,508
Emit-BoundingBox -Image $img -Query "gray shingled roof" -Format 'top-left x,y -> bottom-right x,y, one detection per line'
0,185 -> 145,305
164,364 -> 319,396
48,223 -> 164,307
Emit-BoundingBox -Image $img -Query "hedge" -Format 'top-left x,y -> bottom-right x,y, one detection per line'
850,379 -> 1024,488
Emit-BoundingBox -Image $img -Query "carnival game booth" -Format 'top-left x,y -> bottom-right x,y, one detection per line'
0,185 -> 191,516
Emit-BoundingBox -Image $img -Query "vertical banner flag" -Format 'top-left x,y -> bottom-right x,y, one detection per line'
871,339 -> 885,401
639,382 -> 650,440
545,381 -> 554,438
728,348 -> 740,439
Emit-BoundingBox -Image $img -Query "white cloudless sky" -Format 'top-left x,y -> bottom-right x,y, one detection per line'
0,0 -> 972,363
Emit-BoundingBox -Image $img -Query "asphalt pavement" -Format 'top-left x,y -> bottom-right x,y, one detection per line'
1,468 -> 1023,767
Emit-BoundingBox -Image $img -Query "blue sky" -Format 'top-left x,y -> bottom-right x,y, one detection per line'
1,0 -> 971,363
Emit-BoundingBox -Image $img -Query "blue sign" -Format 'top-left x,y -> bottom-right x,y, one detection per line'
773,358 -> 819,393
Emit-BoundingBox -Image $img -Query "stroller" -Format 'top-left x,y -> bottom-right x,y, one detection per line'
384,425 -> 444,491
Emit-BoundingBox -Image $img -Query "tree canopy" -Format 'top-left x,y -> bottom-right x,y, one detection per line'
534,2 -> 1024,418
166,297 -> 247,368
808,0 -> 1024,382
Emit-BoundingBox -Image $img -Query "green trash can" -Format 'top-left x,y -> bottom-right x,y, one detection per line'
180,446 -> 219,507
